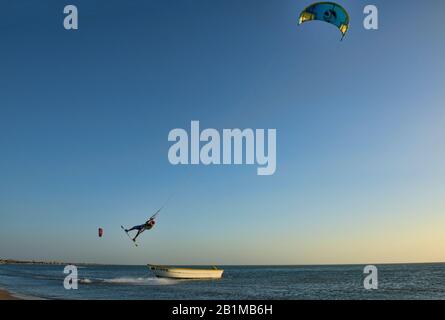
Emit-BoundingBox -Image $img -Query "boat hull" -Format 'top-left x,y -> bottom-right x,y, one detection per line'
148,265 -> 223,279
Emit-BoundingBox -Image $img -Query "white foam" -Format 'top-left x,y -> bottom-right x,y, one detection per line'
80,278 -> 93,284
102,277 -> 177,285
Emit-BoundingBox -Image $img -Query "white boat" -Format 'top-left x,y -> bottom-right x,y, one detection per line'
148,264 -> 224,279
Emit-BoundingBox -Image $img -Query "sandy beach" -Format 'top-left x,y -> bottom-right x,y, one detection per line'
0,288 -> 20,300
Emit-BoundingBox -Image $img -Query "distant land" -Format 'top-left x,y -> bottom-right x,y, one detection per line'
1,258 -> 444,267
0,258 -> 99,266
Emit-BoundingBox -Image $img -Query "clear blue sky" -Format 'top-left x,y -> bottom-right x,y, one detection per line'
1,0 -> 444,265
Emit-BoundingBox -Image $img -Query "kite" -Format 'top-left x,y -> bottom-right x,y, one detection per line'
298,2 -> 350,40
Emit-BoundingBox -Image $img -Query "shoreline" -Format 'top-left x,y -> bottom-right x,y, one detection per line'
0,288 -> 21,300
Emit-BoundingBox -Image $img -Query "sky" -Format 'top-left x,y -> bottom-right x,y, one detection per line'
0,0 -> 444,265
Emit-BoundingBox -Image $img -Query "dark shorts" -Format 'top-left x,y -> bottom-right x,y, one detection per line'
133,224 -> 145,231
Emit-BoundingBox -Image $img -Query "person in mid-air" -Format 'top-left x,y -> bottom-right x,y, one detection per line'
122,206 -> 163,244
125,219 -> 155,242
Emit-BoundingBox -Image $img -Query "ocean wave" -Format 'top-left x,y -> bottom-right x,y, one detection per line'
103,277 -> 177,285
79,278 -> 93,284
79,277 -> 177,286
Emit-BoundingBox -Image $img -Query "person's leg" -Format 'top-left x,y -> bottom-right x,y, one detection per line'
132,229 -> 143,242
126,224 -> 142,233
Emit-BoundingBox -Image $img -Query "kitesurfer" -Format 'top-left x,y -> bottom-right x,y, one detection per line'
125,219 -> 155,242
121,194 -> 173,245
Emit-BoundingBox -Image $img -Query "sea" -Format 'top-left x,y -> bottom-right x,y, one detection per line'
0,263 -> 444,300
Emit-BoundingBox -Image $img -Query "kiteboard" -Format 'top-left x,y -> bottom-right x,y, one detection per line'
121,225 -> 138,247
